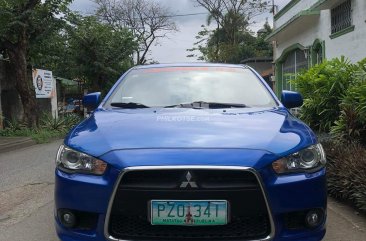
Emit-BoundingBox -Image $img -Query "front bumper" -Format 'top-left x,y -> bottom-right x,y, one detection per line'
55,166 -> 326,241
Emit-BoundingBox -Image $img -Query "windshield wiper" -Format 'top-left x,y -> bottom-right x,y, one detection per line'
110,102 -> 150,108
207,102 -> 248,108
164,101 -> 248,109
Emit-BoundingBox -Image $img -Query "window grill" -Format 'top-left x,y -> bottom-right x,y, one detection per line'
315,47 -> 323,65
281,49 -> 308,91
331,0 -> 352,34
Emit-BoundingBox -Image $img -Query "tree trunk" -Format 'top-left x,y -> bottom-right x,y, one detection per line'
7,38 -> 39,128
215,22 -> 220,61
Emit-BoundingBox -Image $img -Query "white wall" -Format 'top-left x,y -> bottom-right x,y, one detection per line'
274,16 -> 322,59
274,0 -> 366,63
324,0 -> 366,62
275,0 -> 319,27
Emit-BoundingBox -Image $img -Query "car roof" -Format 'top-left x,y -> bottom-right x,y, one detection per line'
132,63 -> 249,70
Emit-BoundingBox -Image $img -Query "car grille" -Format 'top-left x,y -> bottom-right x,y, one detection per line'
119,169 -> 259,190
109,215 -> 269,240
107,169 -> 271,240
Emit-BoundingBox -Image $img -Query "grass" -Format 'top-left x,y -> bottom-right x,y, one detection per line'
0,113 -> 81,144
0,128 -> 67,143
31,129 -> 67,143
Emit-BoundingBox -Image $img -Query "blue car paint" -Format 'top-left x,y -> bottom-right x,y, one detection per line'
281,90 -> 304,109
83,92 -> 101,109
55,63 -> 326,241
66,107 -> 315,158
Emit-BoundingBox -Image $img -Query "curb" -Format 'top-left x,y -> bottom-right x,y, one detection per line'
0,137 -> 37,154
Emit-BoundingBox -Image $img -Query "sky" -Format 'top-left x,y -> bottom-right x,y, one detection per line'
70,0 -> 291,63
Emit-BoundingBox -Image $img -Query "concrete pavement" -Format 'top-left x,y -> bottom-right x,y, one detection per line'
0,140 -> 365,241
325,199 -> 366,240
0,140 -> 59,240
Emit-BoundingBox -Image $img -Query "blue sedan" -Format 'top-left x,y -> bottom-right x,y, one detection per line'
55,63 -> 326,241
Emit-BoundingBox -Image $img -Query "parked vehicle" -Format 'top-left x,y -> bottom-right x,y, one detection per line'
55,63 -> 326,241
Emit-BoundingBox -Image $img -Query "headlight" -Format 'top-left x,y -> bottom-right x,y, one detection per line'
56,145 -> 107,175
272,144 -> 326,174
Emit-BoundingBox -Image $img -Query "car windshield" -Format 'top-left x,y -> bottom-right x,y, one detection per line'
106,66 -> 277,108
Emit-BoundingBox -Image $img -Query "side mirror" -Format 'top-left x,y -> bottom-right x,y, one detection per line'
281,90 -> 303,109
83,92 -> 101,109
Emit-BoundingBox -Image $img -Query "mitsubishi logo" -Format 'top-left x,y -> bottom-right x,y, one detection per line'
180,171 -> 198,188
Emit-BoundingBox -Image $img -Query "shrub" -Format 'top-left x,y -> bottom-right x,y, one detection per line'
4,118 -> 26,131
40,113 -> 67,132
331,60 -> 366,144
40,113 -> 82,132
294,58 -> 366,212
63,113 -> 82,130
293,57 -> 356,132
0,113 -> 83,143
322,140 -> 366,211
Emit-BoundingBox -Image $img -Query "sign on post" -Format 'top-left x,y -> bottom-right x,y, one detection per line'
32,69 -> 54,98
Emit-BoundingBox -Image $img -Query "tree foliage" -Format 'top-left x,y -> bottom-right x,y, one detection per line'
196,0 -> 269,43
29,14 -> 137,93
95,0 -> 178,64
188,0 -> 272,63
0,0 -> 71,42
66,15 -> 137,92
188,20 -> 272,63
0,0 -> 138,126
0,0 -> 72,127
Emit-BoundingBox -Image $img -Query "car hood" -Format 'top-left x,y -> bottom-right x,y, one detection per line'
65,107 -> 316,158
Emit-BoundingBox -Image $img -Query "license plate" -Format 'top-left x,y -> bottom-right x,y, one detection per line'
150,200 -> 228,226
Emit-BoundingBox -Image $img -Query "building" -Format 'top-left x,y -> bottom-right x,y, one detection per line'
266,0 -> 366,96
240,57 -> 274,89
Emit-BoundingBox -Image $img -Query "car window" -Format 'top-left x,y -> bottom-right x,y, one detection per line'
106,66 -> 277,108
